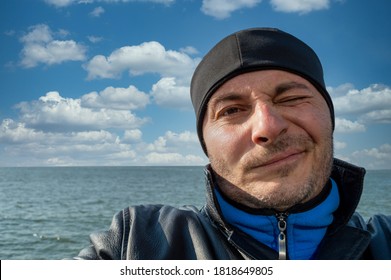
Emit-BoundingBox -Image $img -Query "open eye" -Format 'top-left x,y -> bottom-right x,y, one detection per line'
214,105 -> 248,121
222,107 -> 242,116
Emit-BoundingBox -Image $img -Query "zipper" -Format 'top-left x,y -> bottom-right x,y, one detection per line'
276,213 -> 288,260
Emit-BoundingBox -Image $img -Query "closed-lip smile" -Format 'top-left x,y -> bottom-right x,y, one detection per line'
256,150 -> 305,169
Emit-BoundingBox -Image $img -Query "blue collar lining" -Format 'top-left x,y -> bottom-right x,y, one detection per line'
214,179 -> 340,259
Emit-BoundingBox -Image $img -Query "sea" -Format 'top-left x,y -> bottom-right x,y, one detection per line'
0,166 -> 390,260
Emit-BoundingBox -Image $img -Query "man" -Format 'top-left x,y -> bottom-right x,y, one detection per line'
76,28 -> 390,260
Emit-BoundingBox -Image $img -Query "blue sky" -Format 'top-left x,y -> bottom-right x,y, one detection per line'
1,0 -> 390,169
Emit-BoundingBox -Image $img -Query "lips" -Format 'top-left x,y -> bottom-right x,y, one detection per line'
249,150 -> 306,170
266,151 -> 304,165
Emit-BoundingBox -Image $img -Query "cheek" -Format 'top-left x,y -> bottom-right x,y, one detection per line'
307,115 -> 332,148
204,125 -> 248,160
288,101 -> 332,142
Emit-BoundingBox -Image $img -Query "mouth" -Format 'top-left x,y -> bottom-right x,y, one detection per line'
252,150 -> 306,170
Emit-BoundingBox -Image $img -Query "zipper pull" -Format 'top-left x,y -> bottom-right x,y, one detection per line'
276,213 -> 288,260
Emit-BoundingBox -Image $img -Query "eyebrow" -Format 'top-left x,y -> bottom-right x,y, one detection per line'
208,81 -> 312,110
207,92 -> 247,113
275,81 -> 311,96
210,92 -> 245,105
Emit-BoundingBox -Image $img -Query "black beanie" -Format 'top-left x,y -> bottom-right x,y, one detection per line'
190,27 -> 334,154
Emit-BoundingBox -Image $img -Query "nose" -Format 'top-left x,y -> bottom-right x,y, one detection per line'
251,103 -> 288,146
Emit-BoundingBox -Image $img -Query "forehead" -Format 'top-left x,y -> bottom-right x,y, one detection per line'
211,70 -> 315,98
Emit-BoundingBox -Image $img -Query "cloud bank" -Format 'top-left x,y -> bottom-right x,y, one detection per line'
201,0 -> 331,19
330,83 -> 391,131
44,0 -> 174,8
2,81 -> 390,167
43,0 -> 333,19
4,19 -> 391,168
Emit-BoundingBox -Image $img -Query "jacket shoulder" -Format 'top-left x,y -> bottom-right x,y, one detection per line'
124,204 -> 233,259
75,204 -> 234,260
349,213 -> 391,259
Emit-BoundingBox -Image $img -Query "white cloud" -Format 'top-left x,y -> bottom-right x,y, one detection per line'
0,119 -> 126,153
123,129 -> 143,143
21,24 -> 52,43
69,130 -> 117,143
335,141 -> 347,150
142,130 -> 206,165
57,29 -> 70,38
144,152 -> 205,165
180,46 -> 199,55
335,118 -> 366,133
0,84 -> 206,166
44,0 -> 77,7
0,117 -> 137,166
330,84 -> 391,118
200,0 -> 330,19
16,91 -> 147,131
351,144 -> 391,170
87,35 -> 103,43
44,0 -> 330,16
270,0 -> 329,13
147,130 -> 200,153
359,109 -> 391,124
151,77 -> 191,110
1,119 -> 206,166
201,0 -> 262,19
20,24 -> 86,68
0,119 -> 46,144
84,41 -> 199,80
165,130 -> 198,143
89,6 -> 105,17
0,118 -> 142,166
81,85 -> 150,110
329,84 -> 391,131
44,0 -> 174,8
327,83 -> 353,97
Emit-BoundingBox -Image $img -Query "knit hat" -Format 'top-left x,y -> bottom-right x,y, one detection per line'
190,27 -> 334,154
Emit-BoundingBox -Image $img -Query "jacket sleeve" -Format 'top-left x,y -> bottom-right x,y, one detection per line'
75,210 -> 127,260
365,214 -> 391,259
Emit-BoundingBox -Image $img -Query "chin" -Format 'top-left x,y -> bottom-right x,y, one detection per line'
252,175 -> 317,208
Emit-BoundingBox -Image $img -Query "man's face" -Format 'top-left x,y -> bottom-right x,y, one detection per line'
202,70 -> 333,211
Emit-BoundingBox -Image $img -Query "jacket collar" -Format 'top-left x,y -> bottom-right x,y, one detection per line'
328,158 -> 366,233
